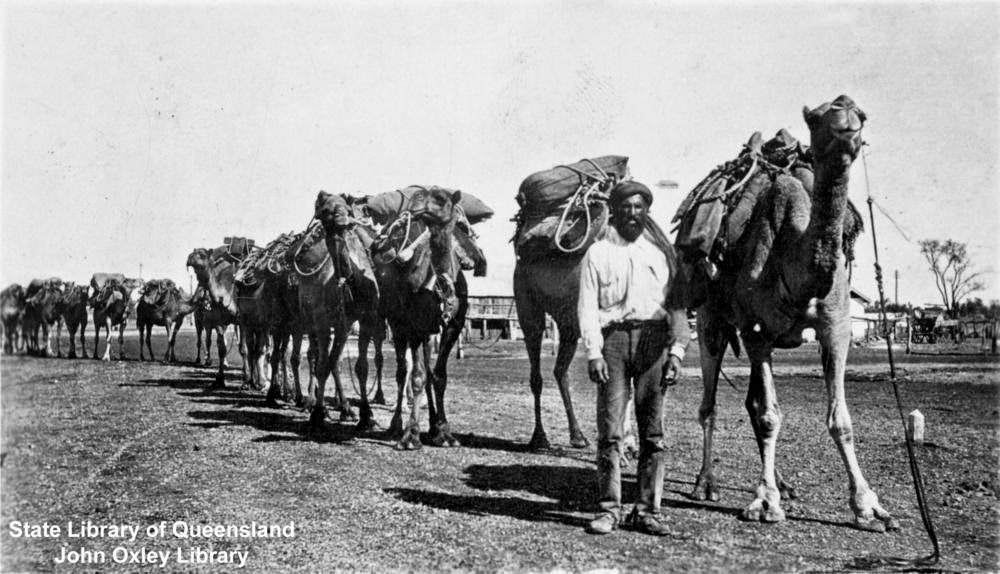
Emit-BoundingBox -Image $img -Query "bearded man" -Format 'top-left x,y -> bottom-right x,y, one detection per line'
578,180 -> 690,536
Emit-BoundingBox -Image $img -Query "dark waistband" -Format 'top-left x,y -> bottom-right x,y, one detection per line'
602,320 -> 664,333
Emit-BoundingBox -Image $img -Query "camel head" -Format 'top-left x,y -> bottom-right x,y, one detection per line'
802,95 -> 866,167
186,248 -> 212,285
314,190 -> 353,234
1,284 -> 26,306
418,187 -> 462,226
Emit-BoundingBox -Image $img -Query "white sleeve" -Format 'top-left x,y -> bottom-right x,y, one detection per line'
577,248 -> 604,361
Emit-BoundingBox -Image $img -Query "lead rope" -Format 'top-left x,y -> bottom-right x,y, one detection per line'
856,144 -> 940,569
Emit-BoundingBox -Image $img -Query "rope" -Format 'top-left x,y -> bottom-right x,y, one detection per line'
857,146 -> 940,568
291,220 -> 330,277
553,180 -> 602,254
377,210 -> 415,264
721,154 -> 759,196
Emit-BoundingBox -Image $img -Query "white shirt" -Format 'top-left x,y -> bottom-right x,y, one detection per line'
578,226 -> 688,361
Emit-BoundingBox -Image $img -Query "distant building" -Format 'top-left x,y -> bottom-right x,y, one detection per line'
465,277 -> 521,341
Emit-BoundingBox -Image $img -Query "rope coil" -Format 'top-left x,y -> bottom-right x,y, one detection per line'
291,220 -> 331,277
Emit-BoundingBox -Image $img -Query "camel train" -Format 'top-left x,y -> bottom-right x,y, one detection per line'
1,95 -> 896,530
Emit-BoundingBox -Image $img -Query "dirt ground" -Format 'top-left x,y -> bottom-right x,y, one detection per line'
2,333 -> 998,573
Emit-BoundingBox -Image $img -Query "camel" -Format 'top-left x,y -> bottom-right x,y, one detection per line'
308,191 -> 389,430
512,257 -> 590,450
368,186 -> 475,450
186,243 -> 251,387
90,277 -> 130,361
136,279 -> 199,362
688,95 -> 896,532
23,278 -> 64,357
1,283 -> 26,354
233,233 -> 306,405
56,283 -> 88,359
188,286 -> 226,367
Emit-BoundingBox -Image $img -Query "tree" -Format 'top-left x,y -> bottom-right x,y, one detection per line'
918,239 -> 984,316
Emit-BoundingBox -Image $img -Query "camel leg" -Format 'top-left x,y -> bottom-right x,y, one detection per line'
195,325 -> 204,365
691,317 -> 724,502
93,320 -> 101,359
42,322 -> 53,358
521,308 -> 553,450
290,332 -> 304,407
309,330 -> 332,427
213,325 -> 227,388
100,319 -> 113,361
66,324 -> 76,359
553,318 -> 587,448
388,332 -> 410,437
303,333 -> 318,411
265,330 -> 286,407
167,320 -> 182,362
331,329 -> 357,421
820,324 -> 898,532
161,325 -> 172,362
354,325 -> 375,432
397,339 -> 426,451
243,327 -> 263,391
372,324 -> 386,405
117,321 -> 125,361
78,321 -> 86,359
741,346 -> 784,523
56,320 -> 63,358
204,328 -> 214,366
427,314 -> 463,447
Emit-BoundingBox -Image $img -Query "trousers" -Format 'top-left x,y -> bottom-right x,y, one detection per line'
596,323 -> 670,519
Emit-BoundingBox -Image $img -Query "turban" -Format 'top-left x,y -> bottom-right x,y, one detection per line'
608,180 -> 652,207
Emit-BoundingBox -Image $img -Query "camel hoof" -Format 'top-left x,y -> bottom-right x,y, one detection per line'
690,476 -> 721,502
569,433 -> 590,449
68,352 -> 76,360
854,518 -> 887,533
356,418 -> 376,433
528,430 -> 551,451
309,408 -> 328,428
429,426 -> 459,447
395,429 -> 422,451
264,398 -> 282,409
741,499 -> 785,523
340,409 -> 359,422
372,391 -> 386,405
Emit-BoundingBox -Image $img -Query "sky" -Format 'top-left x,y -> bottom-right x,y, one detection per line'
2,1 -> 998,307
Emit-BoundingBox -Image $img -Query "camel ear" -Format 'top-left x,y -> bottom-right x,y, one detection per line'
450,189 -> 462,207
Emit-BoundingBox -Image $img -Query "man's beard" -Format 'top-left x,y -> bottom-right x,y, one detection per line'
615,217 -> 645,242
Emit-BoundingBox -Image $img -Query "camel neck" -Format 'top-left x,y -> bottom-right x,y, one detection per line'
805,159 -> 851,293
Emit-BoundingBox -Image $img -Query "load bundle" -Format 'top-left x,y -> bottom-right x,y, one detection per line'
512,156 -> 630,260
364,186 -> 494,227
235,233 -> 298,287
672,130 -> 811,269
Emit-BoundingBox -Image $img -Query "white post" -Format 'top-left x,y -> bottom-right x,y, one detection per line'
907,409 -> 925,445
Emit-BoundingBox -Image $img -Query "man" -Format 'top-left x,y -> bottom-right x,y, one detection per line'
578,180 -> 690,536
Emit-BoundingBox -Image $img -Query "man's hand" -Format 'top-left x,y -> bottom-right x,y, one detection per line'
660,354 -> 683,389
588,358 -> 609,384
